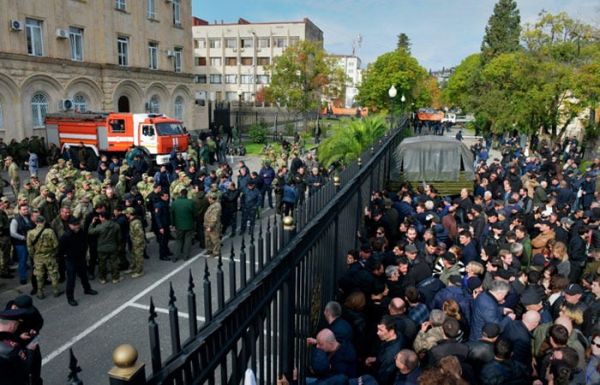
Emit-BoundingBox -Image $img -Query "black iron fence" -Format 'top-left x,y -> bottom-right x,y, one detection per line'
97,119 -> 409,385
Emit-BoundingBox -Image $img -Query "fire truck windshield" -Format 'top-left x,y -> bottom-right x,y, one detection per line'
155,122 -> 184,136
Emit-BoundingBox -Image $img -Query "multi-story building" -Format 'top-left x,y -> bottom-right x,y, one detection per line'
0,0 -> 196,140
331,54 -> 362,108
191,17 -> 323,105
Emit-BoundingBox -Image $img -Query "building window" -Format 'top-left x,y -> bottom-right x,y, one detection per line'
225,91 -> 238,101
289,36 -> 300,46
225,38 -> 236,49
225,74 -> 237,84
258,37 -> 270,48
73,94 -> 87,112
0,103 -> 3,130
194,39 -> 206,49
26,18 -> 44,56
147,0 -> 156,19
209,38 -> 221,49
174,96 -> 184,120
225,57 -> 237,66
148,42 -> 158,69
209,74 -> 222,84
31,93 -> 48,128
117,36 -> 129,66
257,57 -> 270,66
210,57 -> 222,66
241,75 -> 253,84
173,47 -> 182,72
240,57 -> 253,66
172,0 -> 181,26
115,0 -> 126,11
194,57 -> 206,66
149,95 -> 160,113
243,92 -> 253,102
256,75 -> 270,84
69,27 -> 84,61
273,37 -> 287,48
195,74 -> 207,83
240,37 -> 253,48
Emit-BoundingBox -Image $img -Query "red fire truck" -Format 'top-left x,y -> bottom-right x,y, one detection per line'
45,112 -> 189,165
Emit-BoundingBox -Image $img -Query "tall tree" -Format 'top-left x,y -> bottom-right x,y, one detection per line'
265,40 -> 342,124
397,33 -> 411,52
356,49 -> 431,112
481,0 -> 521,63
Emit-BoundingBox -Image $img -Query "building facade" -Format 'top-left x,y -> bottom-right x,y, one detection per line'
0,0 -> 196,141
191,17 -> 323,105
331,54 -> 362,108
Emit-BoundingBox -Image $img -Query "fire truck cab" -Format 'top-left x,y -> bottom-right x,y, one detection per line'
45,112 -> 189,165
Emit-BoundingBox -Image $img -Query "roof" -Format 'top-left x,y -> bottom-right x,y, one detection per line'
392,136 -> 474,181
191,17 -> 322,32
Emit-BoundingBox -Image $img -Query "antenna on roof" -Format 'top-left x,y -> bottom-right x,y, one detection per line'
352,34 -> 362,56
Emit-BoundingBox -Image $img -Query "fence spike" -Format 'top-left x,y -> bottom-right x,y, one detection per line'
68,348 -> 83,385
188,269 -> 195,293
149,296 -> 157,322
229,239 -> 238,295
169,282 -> 177,307
217,251 -> 225,310
203,259 -> 213,322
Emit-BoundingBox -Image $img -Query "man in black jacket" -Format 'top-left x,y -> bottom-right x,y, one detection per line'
221,182 -> 240,236
500,310 -> 540,377
466,322 -> 500,375
154,192 -> 172,261
58,218 -> 98,306
365,315 -> 403,385
429,317 -> 469,365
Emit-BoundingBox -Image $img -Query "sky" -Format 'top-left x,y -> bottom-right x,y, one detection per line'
191,0 -> 598,71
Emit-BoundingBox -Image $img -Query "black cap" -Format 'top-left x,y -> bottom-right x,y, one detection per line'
47,192 -> 56,199
564,283 -> 583,296
472,204 -> 483,213
521,288 -> 543,306
482,323 -> 501,338
467,277 -> 482,292
494,269 -> 513,280
68,217 -> 81,225
443,252 -> 457,264
442,318 -> 461,338
13,295 -> 33,309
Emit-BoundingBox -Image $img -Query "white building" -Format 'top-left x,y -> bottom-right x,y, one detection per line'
331,54 -> 362,108
192,17 -> 323,105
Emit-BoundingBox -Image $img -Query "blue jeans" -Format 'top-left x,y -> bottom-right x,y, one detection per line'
15,244 -> 29,281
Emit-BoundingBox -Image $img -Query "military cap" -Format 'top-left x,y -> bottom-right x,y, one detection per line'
0,308 -> 28,321
0,197 -> 10,203
4,156 -> 13,161
124,207 -> 135,215
35,215 -> 46,223
17,193 -> 27,200
58,159 -> 65,164
208,192 -> 218,200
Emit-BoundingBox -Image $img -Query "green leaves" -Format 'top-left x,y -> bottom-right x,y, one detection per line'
317,116 -> 389,167
481,0 -> 521,64
356,49 -> 431,112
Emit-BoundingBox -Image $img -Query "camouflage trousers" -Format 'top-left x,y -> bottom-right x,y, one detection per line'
0,236 -> 11,274
33,254 -> 60,292
129,244 -> 144,275
204,226 -> 221,257
98,251 -> 120,281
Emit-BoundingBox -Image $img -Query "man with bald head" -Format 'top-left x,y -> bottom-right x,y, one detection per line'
388,297 -> 417,344
310,328 -> 357,381
500,310 -> 540,377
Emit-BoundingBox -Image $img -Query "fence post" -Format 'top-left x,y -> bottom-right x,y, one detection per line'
108,345 -> 146,385
147,297 -> 161,374
168,282 -> 182,355
187,269 -> 198,337
281,220 -> 296,379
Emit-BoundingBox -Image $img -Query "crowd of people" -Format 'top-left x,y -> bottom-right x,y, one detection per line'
0,131 -> 333,383
303,136 -> 600,385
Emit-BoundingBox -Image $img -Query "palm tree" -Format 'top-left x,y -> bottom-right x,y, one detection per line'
317,116 -> 389,167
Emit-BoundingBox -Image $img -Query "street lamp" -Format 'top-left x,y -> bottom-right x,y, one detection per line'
388,85 -> 397,129
237,88 -> 243,143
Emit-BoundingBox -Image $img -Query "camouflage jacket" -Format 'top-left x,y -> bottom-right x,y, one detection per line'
27,225 -> 58,258
129,218 -> 145,247
204,202 -> 221,227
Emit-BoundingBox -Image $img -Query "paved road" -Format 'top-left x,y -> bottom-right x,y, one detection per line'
0,154 -> 279,385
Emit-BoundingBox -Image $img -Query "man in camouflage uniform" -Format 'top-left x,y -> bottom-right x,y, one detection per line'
204,192 -> 222,257
5,156 -> 20,198
88,211 -> 122,284
27,215 -> 62,299
125,207 -> 145,278
0,197 -> 12,278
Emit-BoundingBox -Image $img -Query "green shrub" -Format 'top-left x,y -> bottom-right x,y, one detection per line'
249,123 -> 268,144
285,122 -> 295,136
